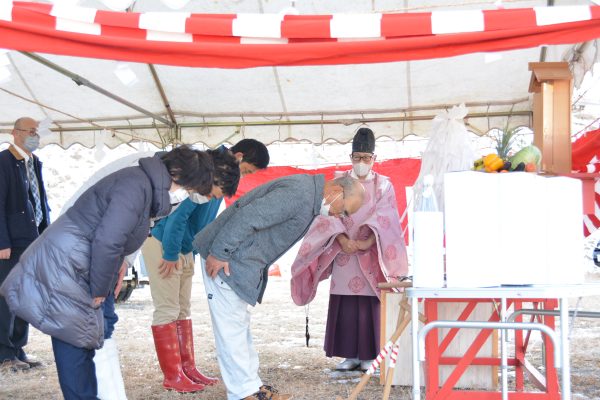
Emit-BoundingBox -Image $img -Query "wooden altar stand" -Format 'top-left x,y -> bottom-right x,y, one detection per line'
336,280 -> 426,400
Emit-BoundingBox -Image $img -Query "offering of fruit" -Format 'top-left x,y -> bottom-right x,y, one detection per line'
473,153 -> 508,172
483,153 -> 504,172
473,157 -> 485,171
472,145 -> 542,173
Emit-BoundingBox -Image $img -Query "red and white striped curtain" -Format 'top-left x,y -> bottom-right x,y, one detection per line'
583,186 -> 600,237
573,128 -> 600,236
1,2 -> 600,68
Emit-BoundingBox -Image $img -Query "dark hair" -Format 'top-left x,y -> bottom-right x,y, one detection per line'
161,145 -> 214,195
208,148 -> 240,197
230,139 -> 270,169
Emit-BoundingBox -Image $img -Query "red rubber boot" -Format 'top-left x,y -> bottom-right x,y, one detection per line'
151,322 -> 206,393
176,319 -> 220,386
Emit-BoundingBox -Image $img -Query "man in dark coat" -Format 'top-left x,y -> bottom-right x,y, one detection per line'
0,117 -> 50,372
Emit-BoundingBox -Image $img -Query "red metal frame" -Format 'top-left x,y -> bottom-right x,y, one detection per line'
424,298 -> 560,400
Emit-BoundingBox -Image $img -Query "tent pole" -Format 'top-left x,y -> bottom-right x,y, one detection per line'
0,110 -> 531,133
176,110 -> 532,128
148,64 -> 177,125
20,52 -> 174,128
177,99 -> 530,119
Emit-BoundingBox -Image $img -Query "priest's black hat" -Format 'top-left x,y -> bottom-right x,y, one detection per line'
352,128 -> 375,153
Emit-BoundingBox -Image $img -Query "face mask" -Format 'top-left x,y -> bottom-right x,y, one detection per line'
319,198 -> 331,217
24,135 -> 40,152
353,161 -> 372,177
189,193 -> 210,204
169,188 -> 189,205
320,193 -> 341,217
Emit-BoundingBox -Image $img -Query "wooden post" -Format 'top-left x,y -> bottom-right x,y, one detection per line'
528,62 -> 573,173
529,62 -> 600,215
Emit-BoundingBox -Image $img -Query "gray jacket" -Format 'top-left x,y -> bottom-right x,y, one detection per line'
194,174 -> 325,306
0,155 -> 172,349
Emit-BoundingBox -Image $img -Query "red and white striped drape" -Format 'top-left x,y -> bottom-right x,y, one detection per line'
583,184 -> 600,237
573,128 -> 600,236
1,2 -> 600,67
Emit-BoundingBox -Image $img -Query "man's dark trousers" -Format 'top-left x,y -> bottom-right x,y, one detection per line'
51,336 -> 97,400
0,247 -> 28,362
102,291 -> 118,339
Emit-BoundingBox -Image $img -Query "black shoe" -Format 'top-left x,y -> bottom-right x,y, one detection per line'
19,354 -> 43,368
0,359 -> 30,372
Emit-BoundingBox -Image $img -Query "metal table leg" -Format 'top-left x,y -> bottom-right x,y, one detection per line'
412,297 -> 420,399
559,297 -> 570,400
501,297 -> 508,400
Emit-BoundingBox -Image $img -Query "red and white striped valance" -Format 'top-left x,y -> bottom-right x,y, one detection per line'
573,128 -> 600,237
583,182 -> 600,237
1,2 -> 600,67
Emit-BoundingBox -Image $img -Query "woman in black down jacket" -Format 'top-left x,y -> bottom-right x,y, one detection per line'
0,145 -> 214,400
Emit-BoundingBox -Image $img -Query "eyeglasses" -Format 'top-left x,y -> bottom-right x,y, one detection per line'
15,128 -> 38,136
327,192 -> 349,218
350,154 -> 374,162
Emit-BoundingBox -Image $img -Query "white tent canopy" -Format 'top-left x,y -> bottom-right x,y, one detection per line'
0,0 -> 598,149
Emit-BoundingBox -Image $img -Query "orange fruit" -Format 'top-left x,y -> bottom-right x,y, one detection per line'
525,162 -> 537,172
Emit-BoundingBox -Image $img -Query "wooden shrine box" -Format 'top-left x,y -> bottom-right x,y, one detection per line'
380,290 -> 497,389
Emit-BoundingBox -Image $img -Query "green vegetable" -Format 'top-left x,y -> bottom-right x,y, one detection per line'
509,145 -> 542,169
513,162 -> 526,172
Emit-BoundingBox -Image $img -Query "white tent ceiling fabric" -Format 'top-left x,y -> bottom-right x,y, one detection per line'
0,0 -> 598,149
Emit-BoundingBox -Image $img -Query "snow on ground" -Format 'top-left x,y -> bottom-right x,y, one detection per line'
1,273 -> 600,399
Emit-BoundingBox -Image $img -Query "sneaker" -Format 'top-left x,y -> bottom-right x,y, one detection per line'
335,358 -> 360,371
360,360 -> 374,371
241,392 -> 270,400
241,385 -> 293,400
19,354 -> 43,369
260,385 -> 293,400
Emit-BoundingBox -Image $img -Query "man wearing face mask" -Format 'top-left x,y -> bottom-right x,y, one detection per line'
0,117 -> 50,373
194,174 -> 364,400
290,128 -> 408,372
142,148 -> 243,393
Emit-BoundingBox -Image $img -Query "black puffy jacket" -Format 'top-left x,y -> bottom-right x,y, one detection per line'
0,155 -> 172,349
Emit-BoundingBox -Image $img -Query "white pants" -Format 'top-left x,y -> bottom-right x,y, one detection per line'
94,338 -> 127,400
201,261 -> 262,400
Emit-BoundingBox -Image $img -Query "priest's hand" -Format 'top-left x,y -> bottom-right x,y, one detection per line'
356,234 -> 376,251
337,234 -> 358,254
206,254 -> 230,278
